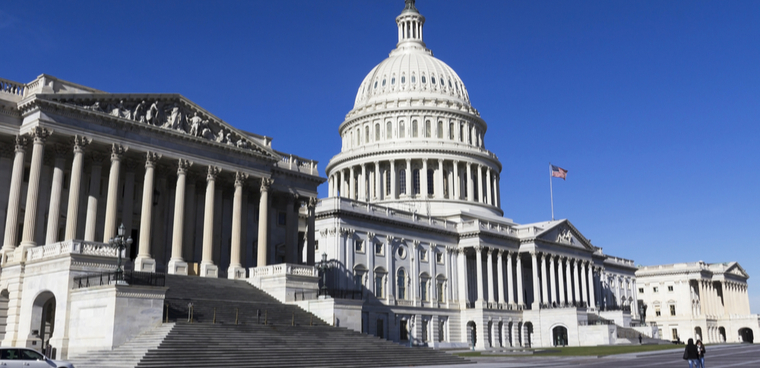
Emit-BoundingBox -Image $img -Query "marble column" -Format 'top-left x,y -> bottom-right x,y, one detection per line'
506,251 -> 515,305
200,166 -> 221,277
453,161 -> 460,200
530,251 -> 540,309
457,249 -> 469,308
256,178 -> 273,267
349,167 -> 356,200
573,259 -> 581,304
486,248 -> 495,304
466,162 -> 473,202
549,255 -> 557,305
497,250 -> 505,305
45,145 -> 68,244
63,136 -> 90,240
360,163 -> 366,201
227,171 -> 248,279
306,197 -> 317,265
563,257 -> 571,304
541,253 -> 549,305
477,165 -> 484,203
581,261 -> 589,307
475,246 -> 484,303
516,253 -> 524,306
20,127 -> 52,250
134,152 -> 161,272
390,160 -> 396,199
588,264 -> 596,308
485,167 -> 492,205
493,173 -> 500,208
83,152 -> 105,242
168,159 -> 193,275
2,135 -> 28,255
102,144 -> 127,243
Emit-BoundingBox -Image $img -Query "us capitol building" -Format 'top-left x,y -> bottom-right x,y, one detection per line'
0,0 -> 755,358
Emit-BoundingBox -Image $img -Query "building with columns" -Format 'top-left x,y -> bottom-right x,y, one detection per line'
309,1 -> 653,349
636,261 -> 758,344
0,73 -> 323,356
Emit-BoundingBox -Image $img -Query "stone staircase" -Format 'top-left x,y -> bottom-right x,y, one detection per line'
71,275 -> 469,367
68,323 -> 175,368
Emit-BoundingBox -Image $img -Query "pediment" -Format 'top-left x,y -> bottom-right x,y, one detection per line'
536,220 -> 594,250
725,262 -> 749,279
34,94 -> 278,160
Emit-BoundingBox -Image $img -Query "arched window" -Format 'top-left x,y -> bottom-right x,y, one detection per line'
443,170 -> 449,198
449,122 -> 454,140
424,120 -> 431,138
365,126 -> 370,143
427,169 -> 434,195
399,121 -> 406,138
437,121 -> 443,138
411,75 -> 416,84
459,123 -> 464,142
437,275 -> 447,303
420,273 -> 430,301
421,75 -> 427,84
401,75 -> 406,84
386,169 -> 391,195
386,121 -> 392,139
374,123 -> 380,141
399,170 -> 407,194
412,120 -> 418,138
413,169 -> 420,195
397,269 -> 406,300
350,131 -> 354,147
391,77 -> 396,85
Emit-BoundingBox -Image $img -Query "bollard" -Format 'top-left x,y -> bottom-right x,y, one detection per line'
213,307 -> 216,324
235,308 -> 239,325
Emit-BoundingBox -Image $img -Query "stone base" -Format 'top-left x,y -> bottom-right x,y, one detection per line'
14,242 -> 37,263
167,259 -> 188,275
227,265 -> 246,279
134,256 -> 156,272
200,262 -> 218,278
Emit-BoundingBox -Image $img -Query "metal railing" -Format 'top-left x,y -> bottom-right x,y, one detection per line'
73,270 -> 166,289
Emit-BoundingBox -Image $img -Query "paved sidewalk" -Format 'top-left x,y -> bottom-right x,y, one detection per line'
383,343 -> 760,368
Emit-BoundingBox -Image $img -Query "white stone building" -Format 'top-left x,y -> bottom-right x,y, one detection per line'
0,73 -> 323,357
308,1 -> 653,350
636,261 -> 758,344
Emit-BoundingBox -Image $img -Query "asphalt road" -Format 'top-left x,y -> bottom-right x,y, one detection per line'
397,343 -> 760,368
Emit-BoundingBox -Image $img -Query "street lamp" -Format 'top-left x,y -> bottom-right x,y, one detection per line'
109,223 -> 133,281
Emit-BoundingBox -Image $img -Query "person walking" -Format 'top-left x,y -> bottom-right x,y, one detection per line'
683,338 -> 700,368
696,340 -> 706,368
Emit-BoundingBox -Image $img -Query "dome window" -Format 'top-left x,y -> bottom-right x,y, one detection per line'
374,81 -> 378,89
391,77 -> 396,85
401,76 -> 406,84
431,77 -> 436,85
448,80 -> 452,88
382,79 -> 386,86
411,75 -> 416,84
421,76 -> 426,84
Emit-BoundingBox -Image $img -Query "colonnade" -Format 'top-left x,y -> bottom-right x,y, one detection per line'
698,280 -> 750,317
327,159 -> 500,207
462,248 -> 599,310
0,131 -> 317,277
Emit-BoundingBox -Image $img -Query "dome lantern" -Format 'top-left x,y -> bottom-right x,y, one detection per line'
396,0 -> 426,48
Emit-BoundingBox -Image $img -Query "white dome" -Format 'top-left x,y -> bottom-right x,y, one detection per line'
353,51 -> 471,109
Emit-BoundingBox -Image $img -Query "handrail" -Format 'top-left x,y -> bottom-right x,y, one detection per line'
72,270 -> 166,289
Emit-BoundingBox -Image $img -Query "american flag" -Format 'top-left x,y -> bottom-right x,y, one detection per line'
551,165 -> 567,180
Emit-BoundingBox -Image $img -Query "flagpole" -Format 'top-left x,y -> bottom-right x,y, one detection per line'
549,163 -> 554,221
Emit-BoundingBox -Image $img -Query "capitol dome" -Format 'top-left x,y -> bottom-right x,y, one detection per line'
326,0 -> 504,219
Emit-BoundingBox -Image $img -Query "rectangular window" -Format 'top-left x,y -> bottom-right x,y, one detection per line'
420,249 -> 427,261
427,170 -> 434,195
655,308 -> 661,317
436,252 -> 443,264
375,242 -> 384,255
420,280 -> 428,301
375,275 -> 384,298
400,321 -> 408,341
638,288 -> 644,294
667,285 -> 674,292
315,240 -> 319,251
653,287 -> 659,293
422,320 -> 429,342
672,328 -> 679,341
670,305 -> 676,316
277,212 -> 287,226
437,281 -> 445,302
385,170 -> 391,195
399,121 -> 406,138
399,170 -> 406,194
355,240 -> 364,253
354,273 -> 363,288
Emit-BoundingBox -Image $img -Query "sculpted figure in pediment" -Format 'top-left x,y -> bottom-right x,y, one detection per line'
83,101 -> 103,112
146,101 -> 162,126
188,112 -> 203,136
216,128 -> 226,143
133,100 -> 147,123
165,103 -> 186,132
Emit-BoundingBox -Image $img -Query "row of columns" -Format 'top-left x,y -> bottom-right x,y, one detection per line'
328,159 -> 500,207
1,130 -> 317,277
698,280 -> 750,317
467,247 -> 597,310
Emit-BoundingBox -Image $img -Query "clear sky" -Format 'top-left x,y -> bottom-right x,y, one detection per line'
2,0 -> 759,313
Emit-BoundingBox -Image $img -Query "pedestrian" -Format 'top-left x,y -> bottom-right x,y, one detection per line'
639,333 -> 642,344
683,338 -> 700,368
696,340 -> 706,368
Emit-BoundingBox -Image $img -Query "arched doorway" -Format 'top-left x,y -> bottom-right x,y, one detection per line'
466,321 -> 477,348
553,325 -> 568,346
694,327 -> 702,341
31,291 -> 56,352
524,322 -> 533,348
718,327 -> 726,343
739,328 -> 754,343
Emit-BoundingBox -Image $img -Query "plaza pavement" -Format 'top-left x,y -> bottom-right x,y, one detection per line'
389,343 -> 760,368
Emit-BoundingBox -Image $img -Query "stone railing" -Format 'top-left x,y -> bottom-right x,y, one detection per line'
458,219 -> 515,236
248,263 -> 318,278
0,78 -> 25,97
605,255 -> 635,267
275,151 -> 318,176
26,240 -> 119,262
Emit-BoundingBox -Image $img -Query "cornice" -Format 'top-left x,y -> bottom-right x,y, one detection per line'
326,146 -> 501,174
316,207 -> 459,238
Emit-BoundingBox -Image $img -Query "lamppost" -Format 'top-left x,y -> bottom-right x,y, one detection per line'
315,253 -> 329,296
109,223 -> 133,281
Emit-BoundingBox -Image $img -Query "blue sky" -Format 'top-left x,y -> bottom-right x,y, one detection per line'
2,0 -> 759,313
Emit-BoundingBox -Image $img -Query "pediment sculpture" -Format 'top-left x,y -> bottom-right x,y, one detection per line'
556,228 -> 575,245
68,98 -> 269,156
